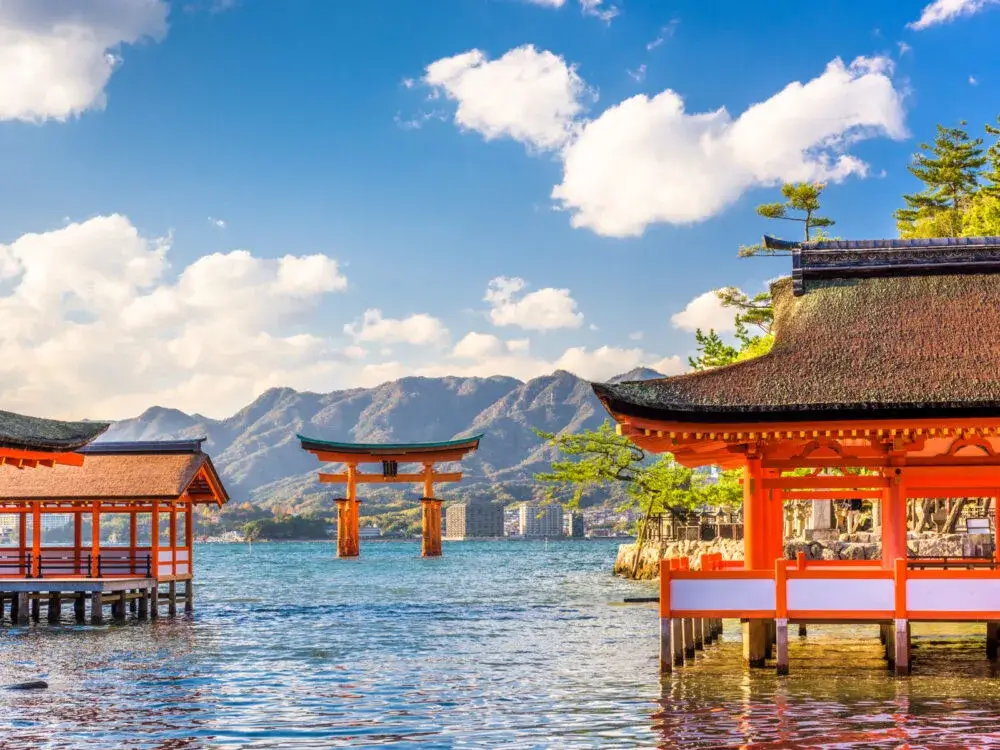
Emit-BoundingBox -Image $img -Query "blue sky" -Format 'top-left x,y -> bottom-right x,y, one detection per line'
0,0 -> 997,420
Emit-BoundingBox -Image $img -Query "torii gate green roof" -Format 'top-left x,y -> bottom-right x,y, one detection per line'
297,433 -> 483,455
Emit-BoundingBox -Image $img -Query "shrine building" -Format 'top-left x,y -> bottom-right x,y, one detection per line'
593,236 -> 1000,676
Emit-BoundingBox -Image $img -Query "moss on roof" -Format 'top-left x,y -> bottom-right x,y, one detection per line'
595,273 -> 1000,423
0,410 -> 109,452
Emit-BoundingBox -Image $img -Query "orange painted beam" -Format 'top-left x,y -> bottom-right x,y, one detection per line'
318,472 -> 462,484
763,476 -> 890,490
307,449 -> 472,464
0,448 -> 85,467
780,490 -> 885,500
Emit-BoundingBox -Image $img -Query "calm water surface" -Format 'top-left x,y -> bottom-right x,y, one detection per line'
1,541 -> 1000,748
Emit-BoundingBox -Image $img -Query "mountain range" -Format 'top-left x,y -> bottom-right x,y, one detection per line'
100,367 -> 665,510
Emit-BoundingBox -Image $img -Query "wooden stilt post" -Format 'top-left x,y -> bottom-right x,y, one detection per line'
776,618 -> 789,675
743,620 -> 768,667
129,590 -> 138,614
74,593 -> 86,623
168,581 -> 177,616
137,588 -> 149,619
671,618 -> 684,666
683,618 -> 695,660
30,595 -> 39,622
150,585 -> 159,620
798,624 -> 808,637
47,592 -> 61,624
15,592 -> 28,625
694,618 -> 705,650
90,591 -> 103,625
115,591 -> 127,621
988,621 -> 1000,660
185,579 -> 194,613
894,619 -> 910,675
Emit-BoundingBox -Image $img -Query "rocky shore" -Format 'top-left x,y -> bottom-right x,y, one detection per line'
614,531 -> 991,580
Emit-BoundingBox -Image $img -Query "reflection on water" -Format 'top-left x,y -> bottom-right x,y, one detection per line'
0,541 -> 999,748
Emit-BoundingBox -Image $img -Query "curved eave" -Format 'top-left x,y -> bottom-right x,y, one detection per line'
297,433 -> 484,455
592,382 -> 1000,425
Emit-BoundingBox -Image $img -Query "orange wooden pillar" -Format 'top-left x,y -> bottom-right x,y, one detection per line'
129,511 -> 137,574
151,500 -> 159,578
91,500 -> 101,577
881,469 -> 907,571
421,462 -> 442,557
30,503 -> 41,578
420,498 -> 443,557
169,505 -> 178,576
743,456 -> 767,570
74,511 -> 82,574
335,463 -> 361,558
18,510 -> 27,576
765,469 -> 784,565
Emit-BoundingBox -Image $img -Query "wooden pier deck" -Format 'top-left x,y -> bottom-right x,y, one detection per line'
0,577 -> 193,625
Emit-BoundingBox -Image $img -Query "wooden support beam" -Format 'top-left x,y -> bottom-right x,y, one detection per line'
780,490 -> 886,500
319,471 -> 462,484
90,591 -> 103,625
671,618 -> 684,666
763,476 -> 890,490
776,618 -> 789,675
659,617 -> 671,673
74,593 -> 85,623
168,581 -> 177,616
184,580 -> 194,613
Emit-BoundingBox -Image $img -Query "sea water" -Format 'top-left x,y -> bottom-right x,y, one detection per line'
1,540 -> 1000,748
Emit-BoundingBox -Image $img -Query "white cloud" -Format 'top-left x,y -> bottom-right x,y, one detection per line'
553,56 -> 906,236
452,332 -> 502,359
897,41 -> 912,56
671,290 -> 735,333
627,64 -> 646,83
506,338 -> 530,353
525,0 -> 618,20
424,47 -> 906,237
208,216 -> 226,228
0,0 -> 168,122
423,45 -> 592,151
344,309 -> 449,346
647,20 -> 679,50
970,75 -> 979,85
908,0 -> 999,29
0,215 -> 350,419
485,276 -> 583,330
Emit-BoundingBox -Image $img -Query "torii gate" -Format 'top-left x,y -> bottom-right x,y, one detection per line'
298,434 -> 483,557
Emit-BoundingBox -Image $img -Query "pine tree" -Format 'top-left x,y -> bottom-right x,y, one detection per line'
895,122 -> 986,237
982,115 -> 1000,199
739,182 -> 835,257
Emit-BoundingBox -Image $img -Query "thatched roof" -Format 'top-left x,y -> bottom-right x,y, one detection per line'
0,410 -> 109,452
0,440 -> 229,503
595,238 -> 1000,423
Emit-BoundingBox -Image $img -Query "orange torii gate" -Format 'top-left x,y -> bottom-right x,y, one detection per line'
298,434 -> 483,557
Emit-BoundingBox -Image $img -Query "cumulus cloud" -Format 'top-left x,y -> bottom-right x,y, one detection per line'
524,0 -> 618,20
208,217 -> 226,228
0,0 -> 168,122
554,57 -> 906,236
485,276 -> 583,330
423,47 -> 907,237
344,309 -> 449,346
452,332 -> 503,359
908,0 -> 999,29
670,290 -> 736,333
423,45 -> 593,151
0,215 -> 350,419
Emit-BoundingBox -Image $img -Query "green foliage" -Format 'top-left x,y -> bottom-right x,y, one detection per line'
240,514 -> 330,541
962,191 -> 1000,236
739,182 -> 835,256
534,421 -> 742,516
688,329 -> 739,370
895,122 -> 986,237
981,115 -> 1000,199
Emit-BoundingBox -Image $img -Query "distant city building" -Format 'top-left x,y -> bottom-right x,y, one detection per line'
565,512 -> 585,538
359,526 -> 382,539
445,500 -> 503,539
519,502 -> 564,538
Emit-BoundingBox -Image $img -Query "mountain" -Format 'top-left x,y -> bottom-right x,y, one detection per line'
100,368 -> 664,509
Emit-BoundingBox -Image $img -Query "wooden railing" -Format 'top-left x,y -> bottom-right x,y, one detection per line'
661,554 -> 1000,622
